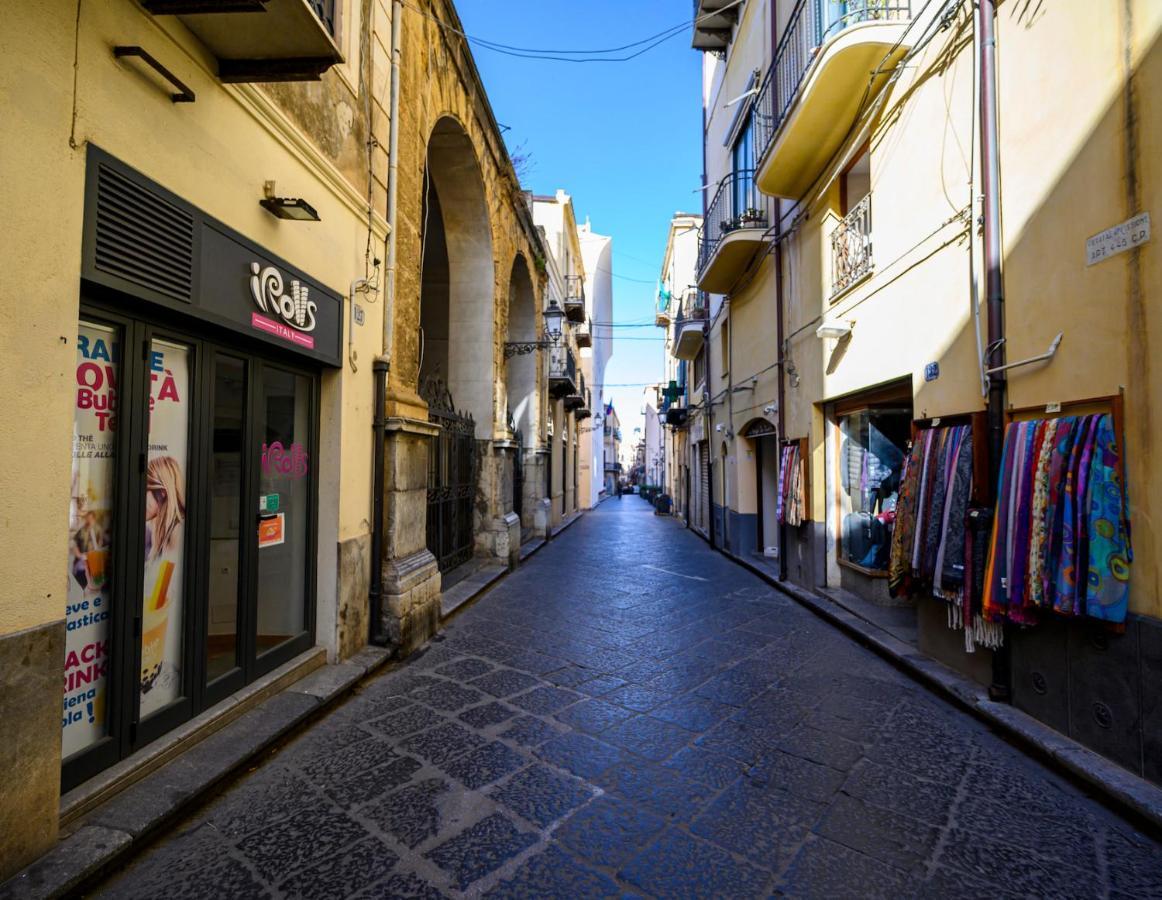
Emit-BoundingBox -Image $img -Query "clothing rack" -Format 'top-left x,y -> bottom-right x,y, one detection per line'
910,411 -> 989,506
1006,392 -> 1126,485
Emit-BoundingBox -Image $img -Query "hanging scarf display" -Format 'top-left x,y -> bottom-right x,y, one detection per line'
982,413 -> 1131,627
888,423 -> 1002,651
777,442 -> 805,527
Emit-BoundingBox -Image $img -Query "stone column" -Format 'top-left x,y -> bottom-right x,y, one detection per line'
478,439 -> 521,570
381,414 -> 441,655
524,448 -> 549,538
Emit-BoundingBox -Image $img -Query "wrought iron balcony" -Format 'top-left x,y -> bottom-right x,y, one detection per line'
696,170 -> 772,294
754,0 -> 911,198
655,286 -> 672,327
831,193 -> 873,296
575,317 -> 592,349
141,0 -> 342,82
671,289 -> 708,361
564,275 -> 586,323
549,346 -> 577,399
575,386 -> 593,421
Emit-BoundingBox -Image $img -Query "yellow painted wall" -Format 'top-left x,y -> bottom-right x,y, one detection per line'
1,0 -> 388,639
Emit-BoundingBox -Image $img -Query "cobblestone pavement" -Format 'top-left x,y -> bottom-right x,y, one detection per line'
98,499 -> 1162,898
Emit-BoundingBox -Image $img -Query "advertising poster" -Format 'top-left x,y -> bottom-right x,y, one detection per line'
65,323 -> 118,758
140,339 -> 190,719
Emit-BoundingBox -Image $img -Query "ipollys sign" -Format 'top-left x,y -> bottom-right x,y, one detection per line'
250,262 -> 316,350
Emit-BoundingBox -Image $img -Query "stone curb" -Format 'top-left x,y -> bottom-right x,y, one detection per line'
715,538 -> 1162,837
0,649 -> 392,900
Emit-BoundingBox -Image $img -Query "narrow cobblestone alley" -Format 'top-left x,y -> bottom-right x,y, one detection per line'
96,499 -> 1162,899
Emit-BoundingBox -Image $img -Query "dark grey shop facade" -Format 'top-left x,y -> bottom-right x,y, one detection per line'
63,147 -> 342,789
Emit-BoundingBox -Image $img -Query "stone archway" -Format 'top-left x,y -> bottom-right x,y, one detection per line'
504,255 -> 543,535
419,116 -> 495,434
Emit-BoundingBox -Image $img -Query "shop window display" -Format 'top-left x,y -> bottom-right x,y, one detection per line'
838,407 -> 910,571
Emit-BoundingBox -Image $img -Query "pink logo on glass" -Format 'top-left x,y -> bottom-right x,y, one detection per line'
262,441 -> 309,479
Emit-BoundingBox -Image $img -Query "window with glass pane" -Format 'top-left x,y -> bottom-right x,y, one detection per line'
65,321 -> 120,758
139,338 -> 191,719
207,356 -> 245,684
256,367 -> 312,655
838,408 -> 910,571
732,114 -> 755,221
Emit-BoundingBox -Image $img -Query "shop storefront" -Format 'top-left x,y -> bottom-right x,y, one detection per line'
64,148 -> 341,789
827,381 -> 912,604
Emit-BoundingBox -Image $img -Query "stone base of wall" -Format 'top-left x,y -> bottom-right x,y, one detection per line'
0,619 -> 64,881
382,548 -> 442,657
336,532 -> 371,661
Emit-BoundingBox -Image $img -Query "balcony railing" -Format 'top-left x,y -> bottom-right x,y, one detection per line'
698,169 -> 769,277
831,193 -> 873,296
307,0 -> 337,35
549,346 -> 577,398
575,317 -> 592,348
754,0 -> 911,163
674,289 -> 708,325
564,275 -> 586,322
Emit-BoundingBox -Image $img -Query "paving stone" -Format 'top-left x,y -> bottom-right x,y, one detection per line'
554,796 -> 666,869
441,742 -> 528,789
604,684 -> 671,712
489,763 -> 594,827
458,701 -> 518,729
98,824 -> 266,900
651,694 -> 736,731
691,780 -> 824,870
352,871 -> 448,899
277,836 -> 399,900
498,714 -> 566,748
433,658 -> 493,680
470,669 -> 540,698
596,761 -> 716,823
601,715 -> 693,762
410,681 -> 485,712
424,813 -> 537,890
937,826 -> 1104,897
363,778 -> 450,849
664,745 -> 746,789
509,685 -> 582,715
814,794 -> 939,874
381,673 -> 445,697
778,835 -> 918,898
543,665 -> 592,687
203,765 -> 318,840
237,804 -> 367,883
573,674 -> 630,696
554,698 -> 635,734
366,703 -> 445,739
534,731 -> 622,780
327,754 -> 424,809
840,758 -> 959,827
619,829 -> 770,899
485,844 -> 621,899
777,723 -> 864,771
746,750 -> 846,803
399,722 -> 487,766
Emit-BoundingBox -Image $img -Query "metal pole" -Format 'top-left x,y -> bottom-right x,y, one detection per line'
979,0 -> 1010,701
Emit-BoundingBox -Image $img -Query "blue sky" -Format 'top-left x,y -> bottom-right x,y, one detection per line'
455,0 -> 704,437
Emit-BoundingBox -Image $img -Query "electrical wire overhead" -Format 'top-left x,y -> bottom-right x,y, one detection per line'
402,0 -> 745,63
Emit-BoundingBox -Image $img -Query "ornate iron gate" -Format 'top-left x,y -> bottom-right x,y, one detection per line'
422,377 -> 477,573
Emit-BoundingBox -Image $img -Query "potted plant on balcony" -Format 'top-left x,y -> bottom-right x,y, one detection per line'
739,207 -> 764,227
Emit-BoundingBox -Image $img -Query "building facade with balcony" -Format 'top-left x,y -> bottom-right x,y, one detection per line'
655,213 -> 702,524
578,223 -> 615,509
532,192 -> 588,526
691,0 -> 1162,791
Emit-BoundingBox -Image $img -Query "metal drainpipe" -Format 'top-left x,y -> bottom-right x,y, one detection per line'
774,216 -> 788,582
369,0 -> 403,647
978,0 -> 1010,700
705,319 -> 716,548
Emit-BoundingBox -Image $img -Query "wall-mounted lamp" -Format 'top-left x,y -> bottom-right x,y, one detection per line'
815,320 -> 854,340
260,181 -> 320,221
505,299 -> 566,358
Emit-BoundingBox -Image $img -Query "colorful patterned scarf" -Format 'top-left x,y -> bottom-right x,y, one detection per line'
1084,414 -> 1132,623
